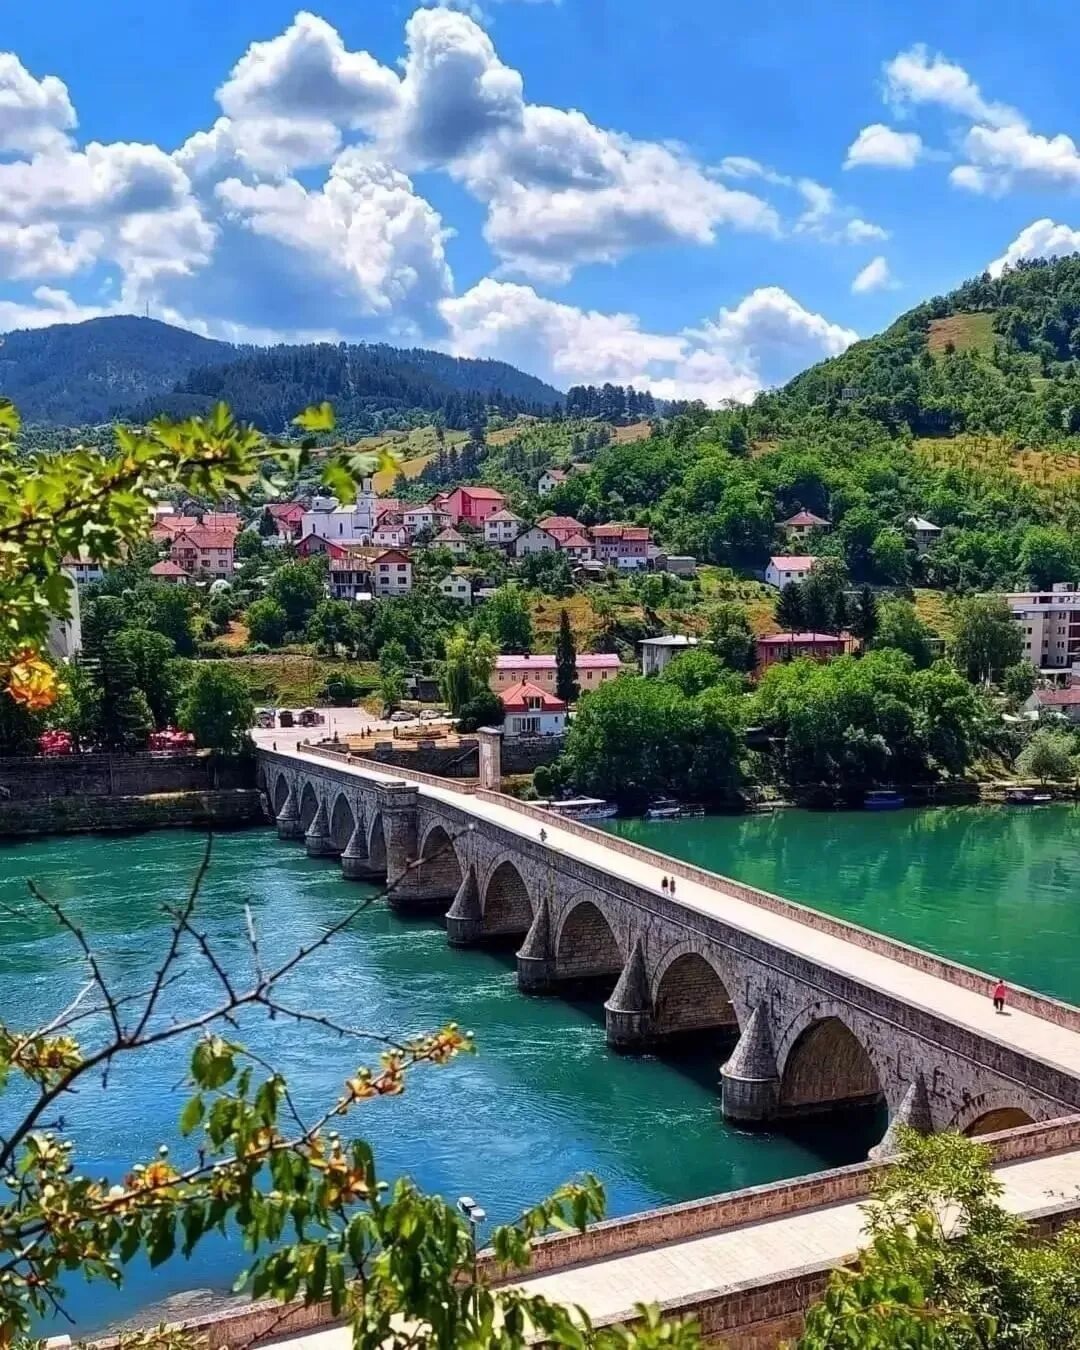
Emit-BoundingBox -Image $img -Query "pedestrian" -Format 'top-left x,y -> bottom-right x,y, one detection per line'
669,877 -> 676,896
661,876 -> 669,893
539,828 -> 547,844
992,977 -> 1007,1014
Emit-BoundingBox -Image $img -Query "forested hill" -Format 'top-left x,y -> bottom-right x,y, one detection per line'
0,315 -> 562,430
755,254 -> 1080,442
146,342 -> 561,432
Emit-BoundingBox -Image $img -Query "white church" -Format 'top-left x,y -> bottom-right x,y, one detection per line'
300,478 -> 380,546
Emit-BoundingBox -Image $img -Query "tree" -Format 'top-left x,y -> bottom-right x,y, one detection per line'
849,585 -> 879,645
874,599 -> 936,669
379,667 -> 407,715
1015,727 -> 1077,783
1003,660 -> 1037,704
660,648 -> 727,697
706,602 -> 755,672
801,558 -> 849,633
775,583 -> 805,635
114,627 -> 181,728
46,659 -> 102,750
178,663 -> 255,753
245,596 -> 289,648
870,529 -> 910,585
952,596 -> 1024,685
1018,524 -> 1077,589
457,687 -> 505,732
258,505 -> 278,537
142,584 -> 198,656
555,608 -> 579,703
481,584 -> 534,653
95,632 -> 154,750
269,560 -> 325,633
440,629 -> 497,716
307,598 -> 358,656
798,1129 -> 1080,1349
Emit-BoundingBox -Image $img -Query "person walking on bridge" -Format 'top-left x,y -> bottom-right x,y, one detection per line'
992,977 -> 1007,1013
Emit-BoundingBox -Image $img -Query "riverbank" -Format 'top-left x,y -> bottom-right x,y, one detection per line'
0,788 -> 267,838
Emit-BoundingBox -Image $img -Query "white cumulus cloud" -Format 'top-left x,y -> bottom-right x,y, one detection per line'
884,45 -> 1018,128
845,123 -> 922,170
0,53 -> 76,154
954,123 -> 1080,195
851,255 -> 895,293
989,219 -> 1080,277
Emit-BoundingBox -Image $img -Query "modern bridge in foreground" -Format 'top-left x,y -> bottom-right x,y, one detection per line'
233,745 -> 1080,1348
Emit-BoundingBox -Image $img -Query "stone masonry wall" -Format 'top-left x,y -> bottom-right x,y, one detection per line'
0,753 -> 253,801
0,790 -> 267,837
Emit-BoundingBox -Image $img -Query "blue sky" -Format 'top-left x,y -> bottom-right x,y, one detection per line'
3,0 -> 1080,399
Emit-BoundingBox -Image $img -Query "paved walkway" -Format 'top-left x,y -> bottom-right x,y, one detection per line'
280,748 -> 1080,1085
268,1147 -> 1080,1349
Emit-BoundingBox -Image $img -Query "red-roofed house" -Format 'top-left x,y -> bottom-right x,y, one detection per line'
538,468 -> 569,496
433,526 -> 469,557
499,681 -> 567,736
537,515 -> 587,544
755,631 -> 853,673
765,555 -> 816,589
202,512 -> 241,536
168,529 -> 235,579
373,512 -> 409,549
780,510 -> 830,542
266,502 -> 305,538
150,515 -> 199,543
371,548 -> 412,596
1023,685 -> 1080,724
484,508 -> 523,546
150,559 -> 191,585
560,532 -> 593,562
445,485 -> 506,526
490,652 -> 621,697
591,523 -> 651,569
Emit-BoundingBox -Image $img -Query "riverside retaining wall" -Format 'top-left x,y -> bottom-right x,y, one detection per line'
0,789 -> 267,837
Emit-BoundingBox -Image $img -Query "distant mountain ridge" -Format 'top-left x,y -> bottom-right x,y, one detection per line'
0,315 -> 563,430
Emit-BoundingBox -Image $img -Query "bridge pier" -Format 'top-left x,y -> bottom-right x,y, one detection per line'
604,939 -> 652,1049
341,820 -> 382,880
305,797 -> 338,857
720,1004 -> 779,1124
446,870 -> 483,946
869,1074 -> 933,1160
275,787 -> 303,841
517,897 -> 555,991
382,783 -> 448,911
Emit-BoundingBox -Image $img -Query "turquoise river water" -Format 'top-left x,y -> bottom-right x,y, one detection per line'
2,803 -> 1079,1331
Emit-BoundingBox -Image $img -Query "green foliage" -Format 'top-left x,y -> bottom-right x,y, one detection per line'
775,583 -> 805,634
479,583 -> 534,654
706,601 -> 755,672
752,650 -> 986,797
178,664 -> 255,753
457,688 -> 505,732
952,596 -> 1024,684
659,648 -> 730,698
1018,525 -> 1078,589
114,628 -> 181,728
849,585 -> 879,645
555,608 -> 579,703
245,597 -> 289,648
798,1129 -> 1080,1350
1002,660 -> 1037,704
873,599 -> 936,669
268,560 -> 325,632
307,598 -> 360,657
440,629 -> 497,716
1015,727 -> 1077,782
561,675 -> 744,809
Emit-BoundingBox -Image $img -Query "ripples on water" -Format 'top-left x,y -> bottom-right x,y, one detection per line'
6,813 -> 1023,1332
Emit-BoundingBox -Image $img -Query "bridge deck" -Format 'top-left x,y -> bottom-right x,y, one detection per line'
268,1146 -> 1080,1349
281,748 -> 1080,1085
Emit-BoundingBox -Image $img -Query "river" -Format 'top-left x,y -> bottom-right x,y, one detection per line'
2,804 -> 1077,1331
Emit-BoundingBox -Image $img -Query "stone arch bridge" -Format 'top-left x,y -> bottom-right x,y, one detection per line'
260,746 -> 1080,1152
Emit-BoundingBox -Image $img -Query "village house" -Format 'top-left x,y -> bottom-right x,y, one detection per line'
255,502 -> 305,546
438,572 -> 473,604
560,531 -> 594,562
301,479 -> 379,545
755,631 -> 853,672
490,652 -> 622,696
444,485 -> 506,526
499,681 -> 568,736
515,525 -> 559,556
328,549 -> 374,602
538,468 -> 569,496
765,555 -> 816,589
202,512 -> 241,536
537,515 -> 588,545
432,526 -> 469,557
484,508 -> 523,546
372,512 -> 409,549
150,515 -> 199,544
168,528 -> 235,579
908,515 -> 942,554
149,560 -> 190,585
780,510 -> 830,542
1003,583 -> 1080,669
1023,685 -> 1080,724
639,634 -> 698,676
370,548 -> 413,597
591,523 -> 651,569
61,555 -> 105,586
403,502 -> 451,537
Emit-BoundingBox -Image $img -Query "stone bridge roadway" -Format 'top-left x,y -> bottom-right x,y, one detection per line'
258,746 -> 1080,1148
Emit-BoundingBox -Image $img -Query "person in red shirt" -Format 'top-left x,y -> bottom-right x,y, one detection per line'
992,978 -> 1007,1013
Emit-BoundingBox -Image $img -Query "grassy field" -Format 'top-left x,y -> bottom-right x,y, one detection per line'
914,433 -> 1080,496
205,654 -> 379,705
926,312 -> 996,356
611,421 -> 652,444
913,588 -> 954,640
365,426 -> 468,492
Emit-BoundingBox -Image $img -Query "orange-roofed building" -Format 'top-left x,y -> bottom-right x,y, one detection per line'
444,485 -> 506,526
537,514 -> 587,543
168,528 -> 235,579
499,681 -> 567,736
149,559 -> 190,584
591,522 -> 651,569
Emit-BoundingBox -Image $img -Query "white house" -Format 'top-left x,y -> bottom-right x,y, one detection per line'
538,468 -> 569,496
300,478 -> 379,545
639,634 -> 698,677
373,514 -> 409,548
438,573 -> 473,604
61,556 -> 105,586
908,516 -> 942,554
780,510 -> 830,542
371,549 -> 413,597
432,527 -> 470,557
484,509 -> 523,546
403,503 -> 450,537
765,555 -> 816,589
499,681 -> 567,736
514,525 -> 559,557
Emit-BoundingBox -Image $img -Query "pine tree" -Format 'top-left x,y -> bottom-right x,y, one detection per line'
97,633 -> 154,749
850,585 -> 879,646
555,608 -> 579,704
258,507 -> 277,537
775,583 -> 805,636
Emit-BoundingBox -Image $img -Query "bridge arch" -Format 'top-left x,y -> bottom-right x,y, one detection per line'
482,859 -> 533,937
272,773 -> 290,815
415,824 -> 464,896
367,813 -> 387,876
950,1092 -> 1039,1137
777,1011 -> 885,1117
298,781 -> 319,833
651,948 -> 739,1039
329,794 -> 355,853
555,896 -> 623,983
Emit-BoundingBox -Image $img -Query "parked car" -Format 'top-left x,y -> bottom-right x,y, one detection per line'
255,707 -> 277,729
279,709 -> 294,727
418,709 -> 445,721
390,710 -> 417,722
298,708 -> 325,727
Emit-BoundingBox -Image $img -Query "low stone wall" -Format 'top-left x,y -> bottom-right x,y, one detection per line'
0,753 -> 253,801
315,734 -> 562,780
473,790 -> 1080,1036
0,789 -> 267,837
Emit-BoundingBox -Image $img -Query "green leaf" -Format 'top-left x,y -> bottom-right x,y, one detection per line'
292,402 -> 335,432
179,1093 -> 204,1136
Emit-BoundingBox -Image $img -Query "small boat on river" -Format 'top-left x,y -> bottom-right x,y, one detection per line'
863,789 -> 906,811
644,798 -> 706,821
547,796 -> 618,822
1005,787 -> 1054,805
